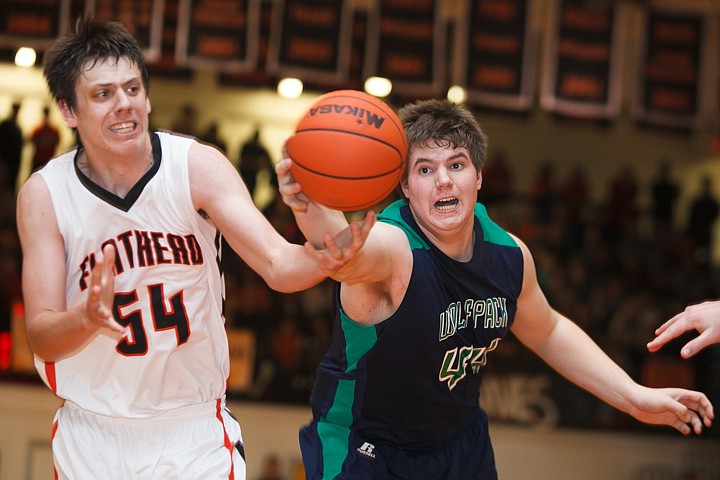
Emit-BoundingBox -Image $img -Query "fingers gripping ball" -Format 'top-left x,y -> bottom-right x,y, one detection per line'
286,90 -> 407,211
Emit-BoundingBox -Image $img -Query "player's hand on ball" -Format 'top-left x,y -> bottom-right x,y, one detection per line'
304,210 -> 376,276
83,244 -> 124,334
285,90 -> 406,212
276,156 -> 311,213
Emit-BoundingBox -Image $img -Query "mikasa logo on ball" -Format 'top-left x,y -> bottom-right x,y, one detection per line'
288,89 -> 407,211
309,104 -> 386,129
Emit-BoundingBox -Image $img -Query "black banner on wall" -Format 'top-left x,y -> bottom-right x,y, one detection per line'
364,0 -> 443,96
145,0 -> 192,79
540,0 -> 626,119
175,0 -> 259,71
267,0 -> 352,83
0,0 -> 73,48
632,8 -> 706,130
459,0 -> 538,112
219,0 -> 273,88
86,0 -> 164,62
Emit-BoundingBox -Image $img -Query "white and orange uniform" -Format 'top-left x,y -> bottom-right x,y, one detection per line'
37,131 -> 244,479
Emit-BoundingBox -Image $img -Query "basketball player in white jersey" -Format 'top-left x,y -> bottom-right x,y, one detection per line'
15,17 -> 373,480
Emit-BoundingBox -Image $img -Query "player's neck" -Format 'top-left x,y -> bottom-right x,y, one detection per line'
420,223 -> 476,262
77,138 -> 154,197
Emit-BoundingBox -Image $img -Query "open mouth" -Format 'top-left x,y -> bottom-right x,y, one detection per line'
110,122 -> 136,134
434,197 -> 459,210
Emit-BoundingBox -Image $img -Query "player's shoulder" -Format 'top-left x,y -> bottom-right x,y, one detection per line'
187,137 -> 232,177
17,171 -> 49,203
19,151 -> 73,200
154,130 -> 220,170
475,203 -> 518,249
156,129 -> 195,142
16,170 -> 58,238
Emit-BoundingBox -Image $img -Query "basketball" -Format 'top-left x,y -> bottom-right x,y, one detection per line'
286,90 -> 407,211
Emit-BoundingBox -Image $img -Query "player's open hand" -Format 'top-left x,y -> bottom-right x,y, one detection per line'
628,386 -> 713,436
83,244 -> 124,334
647,300 -> 720,358
304,210 -> 376,276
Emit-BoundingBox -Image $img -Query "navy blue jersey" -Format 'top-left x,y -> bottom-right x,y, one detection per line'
307,200 -> 524,457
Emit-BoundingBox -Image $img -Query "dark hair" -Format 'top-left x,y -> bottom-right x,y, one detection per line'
43,17 -> 149,110
397,99 -> 487,182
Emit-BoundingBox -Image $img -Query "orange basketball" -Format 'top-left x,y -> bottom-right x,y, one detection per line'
286,90 -> 407,211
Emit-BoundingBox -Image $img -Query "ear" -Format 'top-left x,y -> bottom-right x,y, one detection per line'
401,178 -> 409,199
58,100 -> 77,128
146,96 -> 152,115
476,168 -> 483,191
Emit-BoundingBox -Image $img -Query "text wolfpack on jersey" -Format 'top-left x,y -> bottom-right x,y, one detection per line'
439,297 -> 508,341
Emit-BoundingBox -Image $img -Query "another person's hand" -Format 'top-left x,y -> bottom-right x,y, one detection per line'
647,301 -> 720,358
276,153 -> 311,213
83,244 -> 124,334
304,210 -> 376,276
627,386 -> 713,436
276,142 -> 377,275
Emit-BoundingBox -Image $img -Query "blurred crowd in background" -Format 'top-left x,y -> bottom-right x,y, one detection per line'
1,99 -> 719,440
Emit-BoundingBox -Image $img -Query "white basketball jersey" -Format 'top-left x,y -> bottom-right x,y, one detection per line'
36,131 -> 229,418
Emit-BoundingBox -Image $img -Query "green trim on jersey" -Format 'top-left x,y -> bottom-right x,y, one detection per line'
474,203 -> 517,247
378,200 -> 518,250
376,200 -> 430,251
340,311 -> 378,371
318,310 -> 378,479
318,382 -> 354,479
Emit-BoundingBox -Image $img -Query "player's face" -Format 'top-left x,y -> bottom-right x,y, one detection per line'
59,56 -> 151,159
402,143 -> 482,241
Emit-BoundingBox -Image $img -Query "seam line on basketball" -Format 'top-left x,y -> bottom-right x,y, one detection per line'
291,162 -> 402,180
293,127 -> 405,157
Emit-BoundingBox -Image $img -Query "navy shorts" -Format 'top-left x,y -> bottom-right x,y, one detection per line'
299,409 -> 497,480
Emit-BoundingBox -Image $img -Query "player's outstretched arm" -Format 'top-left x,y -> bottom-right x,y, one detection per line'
275,156 -> 350,247
190,141 -> 374,292
510,235 -> 713,436
647,300 -> 720,358
518,306 -> 714,435
276,154 -> 399,285
302,210 -> 376,277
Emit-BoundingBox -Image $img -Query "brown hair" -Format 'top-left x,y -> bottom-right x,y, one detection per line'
43,17 -> 149,110
397,99 -> 487,183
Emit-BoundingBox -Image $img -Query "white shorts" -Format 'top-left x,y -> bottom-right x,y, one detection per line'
52,398 -> 245,480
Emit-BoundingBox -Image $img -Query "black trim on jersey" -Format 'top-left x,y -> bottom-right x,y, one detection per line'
74,132 -> 162,212
224,407 -> 246,460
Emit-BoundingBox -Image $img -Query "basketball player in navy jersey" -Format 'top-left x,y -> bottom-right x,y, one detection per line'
15,18 -> 372,480
276,99 -> 714,479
